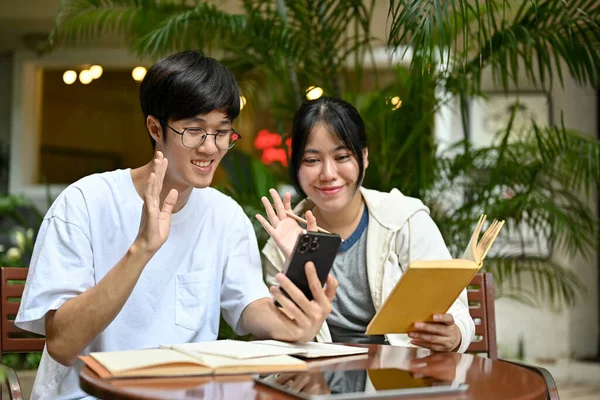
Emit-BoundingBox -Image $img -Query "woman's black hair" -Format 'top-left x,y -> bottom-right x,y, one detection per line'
289,96 -> 368,197
139,50 -> 240,148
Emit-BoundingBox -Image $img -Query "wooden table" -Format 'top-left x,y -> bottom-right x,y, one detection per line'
80,344 -> 549,400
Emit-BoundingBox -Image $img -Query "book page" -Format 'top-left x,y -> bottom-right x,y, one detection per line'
461,236 -> 478,262
115,364 -> 213,378
477,219 -> 505,262
197,353 -> 305,369
209,354 -> 307,374
91,348 -> 202,374
167,339 -> 306,359
252,340 -> 369,358
461,215 -> 486,262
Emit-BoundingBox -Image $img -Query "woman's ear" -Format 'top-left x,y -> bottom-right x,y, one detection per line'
363,148 -> 369,170
146,116 -> 163,145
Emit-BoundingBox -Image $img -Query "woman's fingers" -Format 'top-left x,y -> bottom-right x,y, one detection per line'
261,196 -> 280,228
270,188 -> 287,220
305,210 -> 318,232
255,214 -> 276,237
432,314 -> 455,325
283,192 -> 293,211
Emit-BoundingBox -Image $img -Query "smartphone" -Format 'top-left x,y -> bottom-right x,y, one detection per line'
276,231 -> 342,305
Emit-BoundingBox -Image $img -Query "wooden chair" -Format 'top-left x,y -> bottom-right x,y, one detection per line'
466,272 -> 559,400
0,267 -> 45,400
466,272 -> 498,359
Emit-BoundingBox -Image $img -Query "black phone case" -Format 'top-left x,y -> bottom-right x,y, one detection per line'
278,231 -> 342,304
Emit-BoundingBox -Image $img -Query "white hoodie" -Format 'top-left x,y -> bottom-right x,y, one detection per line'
262,187 -> 475,353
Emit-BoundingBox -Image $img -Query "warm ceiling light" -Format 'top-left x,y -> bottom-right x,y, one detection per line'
89,65 -> 103,79
79,70 -> 93,85
306,86 -> 323,100
386,96 -> 403,110
132,66 -> 147,82
63,70 -> 77,85
240,95 -> 247,110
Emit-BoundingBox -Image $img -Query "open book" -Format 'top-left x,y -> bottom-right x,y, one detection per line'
252,340 -> 369,358
366,215 -> 504,335
80,339 -> 368,379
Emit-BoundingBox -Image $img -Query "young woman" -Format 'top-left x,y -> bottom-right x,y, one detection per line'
257,96 -> 474,352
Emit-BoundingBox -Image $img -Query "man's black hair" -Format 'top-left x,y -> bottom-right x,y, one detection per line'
139,51 -> 240,149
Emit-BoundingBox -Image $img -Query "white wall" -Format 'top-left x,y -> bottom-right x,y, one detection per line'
554,75 -> 598,360
489,68 -> 599,361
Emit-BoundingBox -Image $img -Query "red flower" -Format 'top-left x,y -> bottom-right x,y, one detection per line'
261,147 -> 288,167
254,129 -> 282,150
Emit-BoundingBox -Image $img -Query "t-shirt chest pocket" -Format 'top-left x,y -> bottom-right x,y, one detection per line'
175,271 -> 212,332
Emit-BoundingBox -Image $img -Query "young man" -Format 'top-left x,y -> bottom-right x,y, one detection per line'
15,51 -> 337,400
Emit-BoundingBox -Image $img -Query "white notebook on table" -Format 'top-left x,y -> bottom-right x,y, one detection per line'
252,340 -> 369,358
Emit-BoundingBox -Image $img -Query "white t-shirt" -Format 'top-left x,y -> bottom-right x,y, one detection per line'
15,169 -> 270,400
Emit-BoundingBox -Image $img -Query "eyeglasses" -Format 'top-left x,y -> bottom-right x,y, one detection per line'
163,122 -> 242,150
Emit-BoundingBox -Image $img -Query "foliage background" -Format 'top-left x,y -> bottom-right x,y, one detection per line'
1,0 -> 600,362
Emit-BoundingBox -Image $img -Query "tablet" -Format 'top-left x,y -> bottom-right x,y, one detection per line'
254,368 -> 468,400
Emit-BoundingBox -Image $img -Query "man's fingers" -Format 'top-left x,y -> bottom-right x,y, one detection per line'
144,173 -> 157,206
289,374 -> 311,391
270,188 -> 287,220
275,373 -> 296,385
270,284 -> 310,325
305,210 -> 318,232
157,155 -> 168,195
152,152 -> 164,198
305,262 -> 329,306
161,188 -> 178,215
276,272 -> 313,315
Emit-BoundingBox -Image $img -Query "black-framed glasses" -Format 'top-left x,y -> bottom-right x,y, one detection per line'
163,122 -> 242,150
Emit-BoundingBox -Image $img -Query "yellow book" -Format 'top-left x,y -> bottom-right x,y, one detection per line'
80,340 -> 308,379
366,215 -> 504,335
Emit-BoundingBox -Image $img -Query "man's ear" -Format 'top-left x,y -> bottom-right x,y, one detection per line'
147,116 -> 164,145
363,147 -> 369,170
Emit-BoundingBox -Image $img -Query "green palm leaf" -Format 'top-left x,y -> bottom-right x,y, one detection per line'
389,0 -> 600,91
431,118 -> 600,307
487,256 -> 586,309
47,0 -> 600,310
